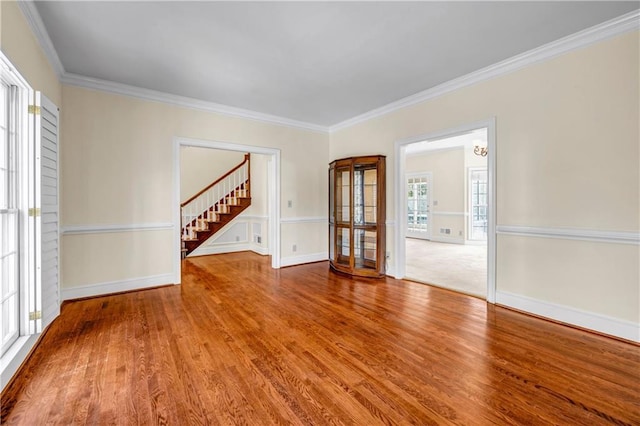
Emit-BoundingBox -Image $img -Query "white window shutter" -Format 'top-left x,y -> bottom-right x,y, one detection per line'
33,92 -> 60,332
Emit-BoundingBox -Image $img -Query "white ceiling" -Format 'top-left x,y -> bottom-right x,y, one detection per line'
33,1 -> 638,128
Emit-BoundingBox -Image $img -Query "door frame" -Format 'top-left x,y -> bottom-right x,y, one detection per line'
172,137 -> 281,284
405,171 -> 433,241
394,118 -> 496,303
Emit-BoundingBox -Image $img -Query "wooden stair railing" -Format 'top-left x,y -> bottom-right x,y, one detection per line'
181,153 -> 251,256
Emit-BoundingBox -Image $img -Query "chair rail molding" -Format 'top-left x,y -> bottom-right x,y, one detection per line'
496,225 -> 640,245
280,216 -> 327,224
61,223 -> 174,235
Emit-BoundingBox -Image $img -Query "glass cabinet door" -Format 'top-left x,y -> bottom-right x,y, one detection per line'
329,165 -> 335,225
335,167 -> 350,224
336,226 -> 350,265
354,229 -> 377,269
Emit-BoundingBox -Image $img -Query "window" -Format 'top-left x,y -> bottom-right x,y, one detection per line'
1,80 -> 20,355
407,174 -> 431,239
1,52 -> 60,387
469,168 -> 488,241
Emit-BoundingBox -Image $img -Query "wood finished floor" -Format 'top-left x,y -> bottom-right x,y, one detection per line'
2,252 -> 639,425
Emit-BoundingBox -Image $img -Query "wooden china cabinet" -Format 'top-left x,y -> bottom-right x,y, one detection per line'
328,155 -> 386,278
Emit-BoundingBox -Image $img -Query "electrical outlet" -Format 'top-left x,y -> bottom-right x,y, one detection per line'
459,230 -> 463,236
236,235 -> 240,242
385,251 -> 391,259
287,200 -> 292,208
256,235 -> 261,244
445,229 -> 451,235
292,244 -> 297,252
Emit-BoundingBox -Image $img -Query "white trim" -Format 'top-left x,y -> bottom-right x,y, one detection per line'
496,225 -> 640,245
429,236 -> 465,245
188,243 -> 251,257
280,216 -> 327,224
0,51 -> 33,90
173,137 -> 281,281
407,145 -> 465,156
432,211 -> 467,216
496,291 -> 640,343
280,252 -> 327,267
62,73 -> 328,134
1,334 -> 39,391
385,220 -> 396,227
172,138 -> 182,284
331,10 -> 640,132
395,118 -> 497,303
250,246 -> 269,256
14,2 -> 638,133
61,223 -> 174,235
16,1 -> 65,78
60,273 -> 175,301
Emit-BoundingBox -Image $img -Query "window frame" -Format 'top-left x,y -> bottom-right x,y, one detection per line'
406,172 -> 432,240
0,51 -> 37,378
467,167 -> 488,241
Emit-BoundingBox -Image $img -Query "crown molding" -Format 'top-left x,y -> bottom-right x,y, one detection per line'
16,0 -> 328,133
15,1 -> 638,134
60,73 -> 329,133
16,0 -> 65,78
330,9 -> 640,132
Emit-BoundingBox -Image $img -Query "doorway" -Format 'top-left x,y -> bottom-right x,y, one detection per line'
172,137 -> 281,284
394,119 -> 496,302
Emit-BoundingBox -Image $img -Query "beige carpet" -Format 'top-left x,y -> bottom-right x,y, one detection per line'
405,238 -> 487,298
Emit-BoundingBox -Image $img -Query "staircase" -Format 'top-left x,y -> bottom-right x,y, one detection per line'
181,153 -> 251,256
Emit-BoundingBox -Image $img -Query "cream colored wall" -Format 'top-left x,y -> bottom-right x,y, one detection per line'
61,85 -> 329,288
0,1 -> 61,105
330,31 -> 639,324
406,148 -> 465,240
180,147 -> 245,203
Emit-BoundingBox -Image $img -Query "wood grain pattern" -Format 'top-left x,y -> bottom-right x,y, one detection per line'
2,252 -> 639,425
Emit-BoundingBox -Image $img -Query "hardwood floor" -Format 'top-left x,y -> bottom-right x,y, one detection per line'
2,251 -> 639,425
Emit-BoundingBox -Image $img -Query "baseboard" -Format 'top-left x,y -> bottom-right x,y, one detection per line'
385,266 -> 396,278
496,291 -> 639,342
250,245 -> 269,256
430,236 -> 465,244
61,273 -> 176,301
189,242 -> 251,257
280,252 -> 327,267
